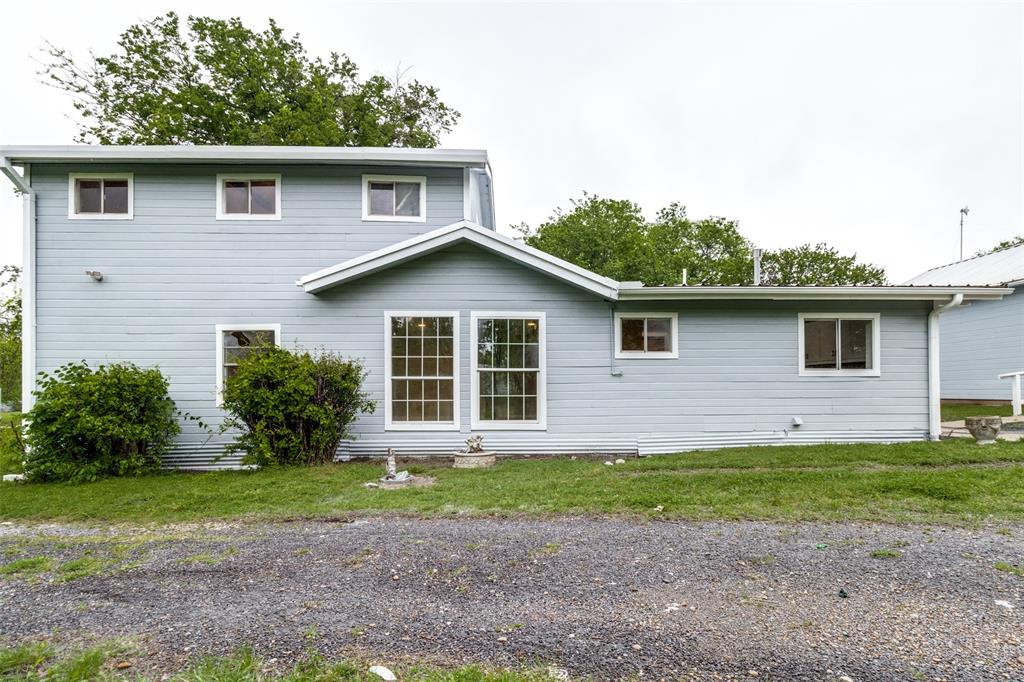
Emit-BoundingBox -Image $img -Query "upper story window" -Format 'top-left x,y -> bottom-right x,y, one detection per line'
614,312 -> 678,359
216,174 -> 281,220
798,313 -> 880,377
362,175 -> 426,222
68,173 -> 133,220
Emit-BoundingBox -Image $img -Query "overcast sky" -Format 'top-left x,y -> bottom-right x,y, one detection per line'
1,1 -> 1021,282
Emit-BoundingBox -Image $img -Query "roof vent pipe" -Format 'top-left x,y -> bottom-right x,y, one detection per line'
681,268 -> 688,286
752,248 -> 763,286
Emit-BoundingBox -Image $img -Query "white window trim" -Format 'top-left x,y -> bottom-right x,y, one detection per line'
215,173 -> 282,220
613,312 -> 679,359
384,310 -> 461,431
470,311 -> 547,431
215,323 -> 281,406
797,312 -> 881,377
67,172 -> 134,220
362,174 -> 427,223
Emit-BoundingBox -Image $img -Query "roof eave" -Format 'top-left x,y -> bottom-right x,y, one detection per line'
0,145 -> 489,168
616,285 -> 1014,302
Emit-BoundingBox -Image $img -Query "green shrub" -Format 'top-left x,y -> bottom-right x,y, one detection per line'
221,346 -> 375,467
0,412 -> 23,474
24,361 -> 179,482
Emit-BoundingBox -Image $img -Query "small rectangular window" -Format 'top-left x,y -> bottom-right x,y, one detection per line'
798,314 -> 880,376
215,325 -> 280,404
363,175 -> 426,222
216,175 -> 281,219
68,174 -> 133,219
615,313 -> 678,358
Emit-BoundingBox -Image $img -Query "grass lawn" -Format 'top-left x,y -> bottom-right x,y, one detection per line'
1,440 -> 1023,526
940,403 -> 1015,422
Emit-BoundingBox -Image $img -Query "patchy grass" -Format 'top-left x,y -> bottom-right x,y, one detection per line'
0,556 -> 54,577
993,561 -> 1024,577
0,412 -> 23,474
0,441 -> 1022,526
0,640 -> 130,681
941,403 -> 1014,422
870,549 -> 903,559
56,554 -> 110,582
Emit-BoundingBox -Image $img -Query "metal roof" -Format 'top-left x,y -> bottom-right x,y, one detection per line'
905,244 -> 1024,287
0,145 -> 489,168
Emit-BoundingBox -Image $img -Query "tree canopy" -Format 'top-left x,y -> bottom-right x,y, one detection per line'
41,13 -> 460,147
975,235 -> 1024,257
518,194 -> 886,286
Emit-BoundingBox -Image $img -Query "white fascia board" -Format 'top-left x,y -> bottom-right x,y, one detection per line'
298,220 -> 619,300
0,145 -> 489,168
616,285 -> 1014,302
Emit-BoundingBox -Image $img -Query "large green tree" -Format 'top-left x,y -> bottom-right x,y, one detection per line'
0,266 -> 21,409
518,194 -> 886,286
41,13 -> 459,147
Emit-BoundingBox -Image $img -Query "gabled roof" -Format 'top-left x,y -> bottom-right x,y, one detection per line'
297,221 -> 620,299
0,145 -> 488,168
905,244 -> 1024,287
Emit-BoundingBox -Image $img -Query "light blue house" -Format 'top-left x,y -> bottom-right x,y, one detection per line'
906,245 -> 1023,403
0,146 -> 1012,467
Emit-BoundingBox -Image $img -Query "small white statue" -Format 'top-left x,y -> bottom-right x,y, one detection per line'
385,449 -> 398,480
464,435 -> 485,453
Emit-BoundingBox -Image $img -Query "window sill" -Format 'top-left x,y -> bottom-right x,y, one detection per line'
67,213 -> 133,220
385,422 -> 461,432
614,351 -> 679,360
215,214 -> 282,221
362,214 -> 427,223
470,421 -> 547,431
798,369 -> 881,378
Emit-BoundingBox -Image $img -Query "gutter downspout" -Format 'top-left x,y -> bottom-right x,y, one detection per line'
608,303 -> 622,377
0,158 -> 35,412
928,294 -> 964,440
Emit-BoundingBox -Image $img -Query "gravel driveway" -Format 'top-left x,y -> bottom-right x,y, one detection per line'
1,517 -> 1022,681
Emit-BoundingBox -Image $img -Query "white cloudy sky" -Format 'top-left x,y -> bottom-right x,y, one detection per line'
1,1 -> 1021,282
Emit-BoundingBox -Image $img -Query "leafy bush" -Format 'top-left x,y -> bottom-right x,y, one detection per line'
0,412 -> 24,474
221,346 -> 375,467
24,361 -> 179,482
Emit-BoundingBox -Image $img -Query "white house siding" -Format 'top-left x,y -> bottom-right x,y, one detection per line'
30,164 -> 931,466
939,288 -> 1024,401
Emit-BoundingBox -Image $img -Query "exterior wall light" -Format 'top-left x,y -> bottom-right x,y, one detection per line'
85,270 -> 103,282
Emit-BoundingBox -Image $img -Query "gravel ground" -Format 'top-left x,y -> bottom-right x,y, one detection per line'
1,517 -> 1022,681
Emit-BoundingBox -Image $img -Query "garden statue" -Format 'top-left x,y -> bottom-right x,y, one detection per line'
464,435 -> 485,453
453,434 -> 495,469
385,449 -> 398,480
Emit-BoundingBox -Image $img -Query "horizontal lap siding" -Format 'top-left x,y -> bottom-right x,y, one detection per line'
939,289 -> 1024,400
31,163 -> 931,457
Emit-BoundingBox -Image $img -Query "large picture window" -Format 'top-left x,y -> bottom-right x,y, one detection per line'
798,313 -> 880,377
385,312 -> 459,430
215,324 -> 280,405
471,312 -> 546,430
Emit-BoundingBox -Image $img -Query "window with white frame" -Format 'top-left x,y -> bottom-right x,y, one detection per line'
798,313 -> 880,376
362,175 -> 426,222
472,313 -> 545,429
215,325 -> 280,404
386,313 -> 458,429
68,173 -> 133,219
614,312 -> 678,358
216,174 -> 281,219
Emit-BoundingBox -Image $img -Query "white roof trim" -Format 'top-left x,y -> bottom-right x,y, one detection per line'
297,220 -> 621,299
0,145 -> 488,168
616,284 -> 1013,302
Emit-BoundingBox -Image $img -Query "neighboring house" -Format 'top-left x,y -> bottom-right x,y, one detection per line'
0,146 -> 1011,467
906,245 -> 1024,402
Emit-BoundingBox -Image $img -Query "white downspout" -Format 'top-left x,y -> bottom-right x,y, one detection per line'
0,158 -> 35,412
928,294 -> 964,440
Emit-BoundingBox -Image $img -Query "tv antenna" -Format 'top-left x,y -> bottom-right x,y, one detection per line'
959,206 -> 970,260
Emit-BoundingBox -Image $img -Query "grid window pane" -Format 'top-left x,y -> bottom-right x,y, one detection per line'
224,181 -> 249,214
390,314 -> 456,424
369,182 -> 394,216
250,180 -> 276,215
103,180 -> 129,214
476,317 -> 541,422
76,180 -> 102,213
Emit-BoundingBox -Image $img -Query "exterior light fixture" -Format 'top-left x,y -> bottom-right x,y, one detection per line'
85,270 -> 103,282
